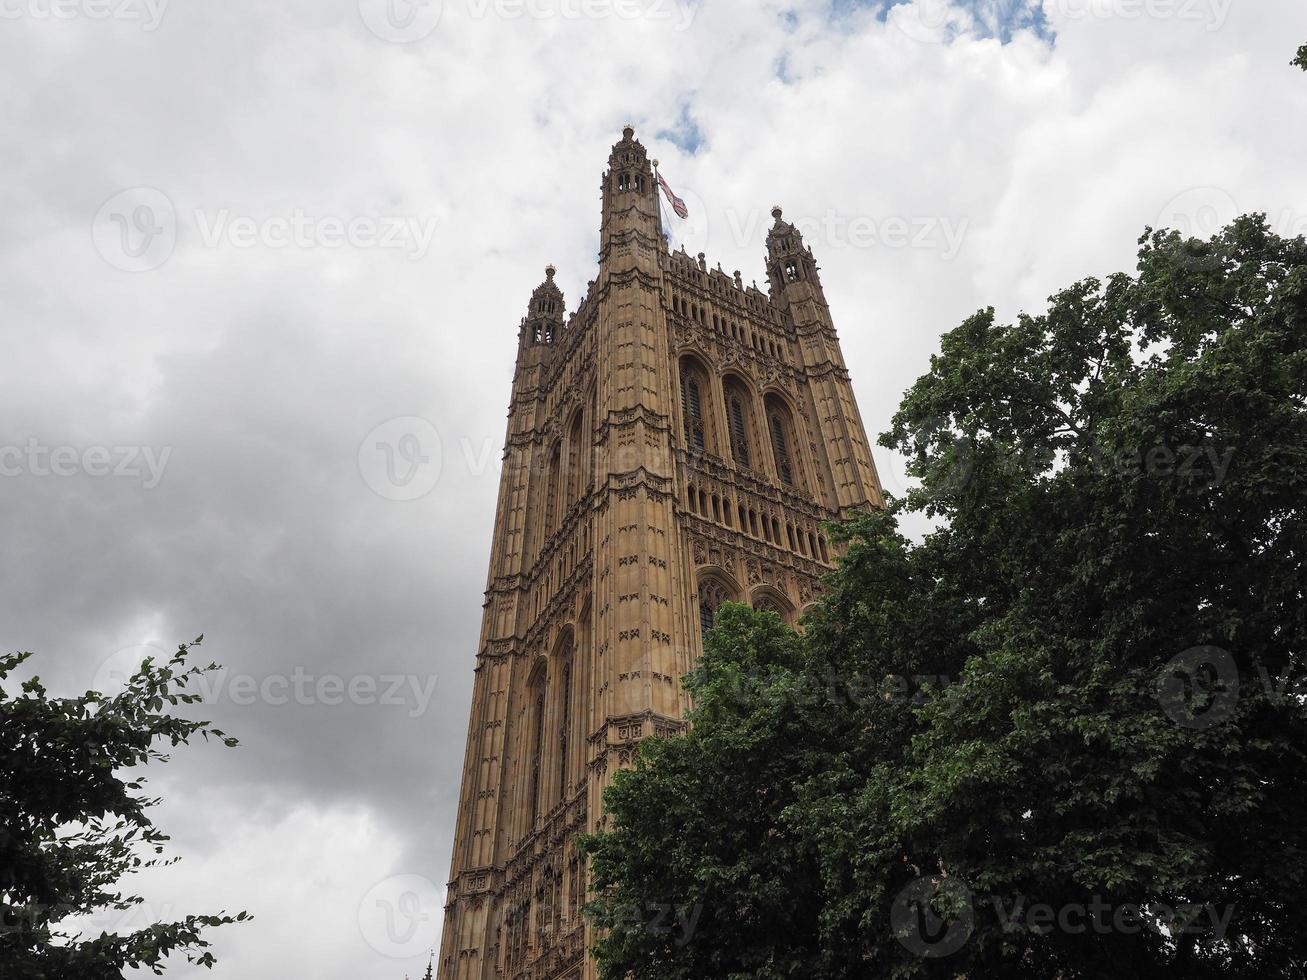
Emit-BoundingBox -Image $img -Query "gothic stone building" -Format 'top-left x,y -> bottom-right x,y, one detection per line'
436,126 -> 884,980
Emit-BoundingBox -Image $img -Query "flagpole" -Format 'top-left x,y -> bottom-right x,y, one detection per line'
652,158 -> 667,245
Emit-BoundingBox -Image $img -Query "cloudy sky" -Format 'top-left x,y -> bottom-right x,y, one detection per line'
3,0 -> 1306,977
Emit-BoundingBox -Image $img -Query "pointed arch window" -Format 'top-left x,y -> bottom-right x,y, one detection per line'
545,442 -> 562,533
565,411 -> 585,503
679,357 -> 713,455
699,601 -> 715,640
770,412 -> 793,485
528,670 -> 547,822
725,382 -> 752,470
697,577 -> 736,644
558,660 -> 572,801
765,394 -> 805,490
682,373 -> 705,451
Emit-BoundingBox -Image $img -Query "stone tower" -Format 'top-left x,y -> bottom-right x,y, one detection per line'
436,126 -> 884,980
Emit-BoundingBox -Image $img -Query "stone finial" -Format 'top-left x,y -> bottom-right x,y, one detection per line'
622,123 -> 635,140
545,264 -> 556,281
771,205 -> 784,222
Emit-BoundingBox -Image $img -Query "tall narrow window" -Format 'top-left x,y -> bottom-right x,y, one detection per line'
770,412 -> 793,485
699,602 -> 715,641
698,578 -> 736,644
545,442 -> 562,533
765,394 -> 804,490
683,376 -> 704,450
529,678 -> 546,822
728,396 -> 750,468
558,662 -> 572,801
566,412 -> 585,502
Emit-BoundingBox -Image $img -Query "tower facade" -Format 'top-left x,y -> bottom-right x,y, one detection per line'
436,126 -> 884,980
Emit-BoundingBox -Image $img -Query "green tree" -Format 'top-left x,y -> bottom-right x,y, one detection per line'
1,638 -> 249,978
1294,44 -> 1307,71
583,214 -> 1307,979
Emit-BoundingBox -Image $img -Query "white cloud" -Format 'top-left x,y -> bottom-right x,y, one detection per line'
2,1 -> 1306,976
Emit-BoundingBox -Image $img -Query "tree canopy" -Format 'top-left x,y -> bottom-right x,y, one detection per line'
1,639 -> 248,978
583,215 -> 1307,979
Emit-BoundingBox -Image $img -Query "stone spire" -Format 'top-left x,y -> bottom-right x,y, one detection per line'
521,263 -> 565,347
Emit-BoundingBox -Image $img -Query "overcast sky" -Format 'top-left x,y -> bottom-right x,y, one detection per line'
3,0 -> 1306,977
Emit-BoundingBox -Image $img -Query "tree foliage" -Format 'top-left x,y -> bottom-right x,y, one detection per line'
583,215 -> 1307,979
1294,43 -> 1307,71
0,638 -> 248,978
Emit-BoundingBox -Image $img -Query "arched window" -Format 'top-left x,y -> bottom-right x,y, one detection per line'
528,667 -> 547,823
557,659 -> 572,801
697,577 -> 737,643
565,411 -> 585,502
765,394 -> 803,489
679,357 -> 711,454
545,441 -> 562,533
724,377 -> 754,470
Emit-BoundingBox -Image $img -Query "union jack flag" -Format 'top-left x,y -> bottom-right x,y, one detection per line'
657,173 -> 689,219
